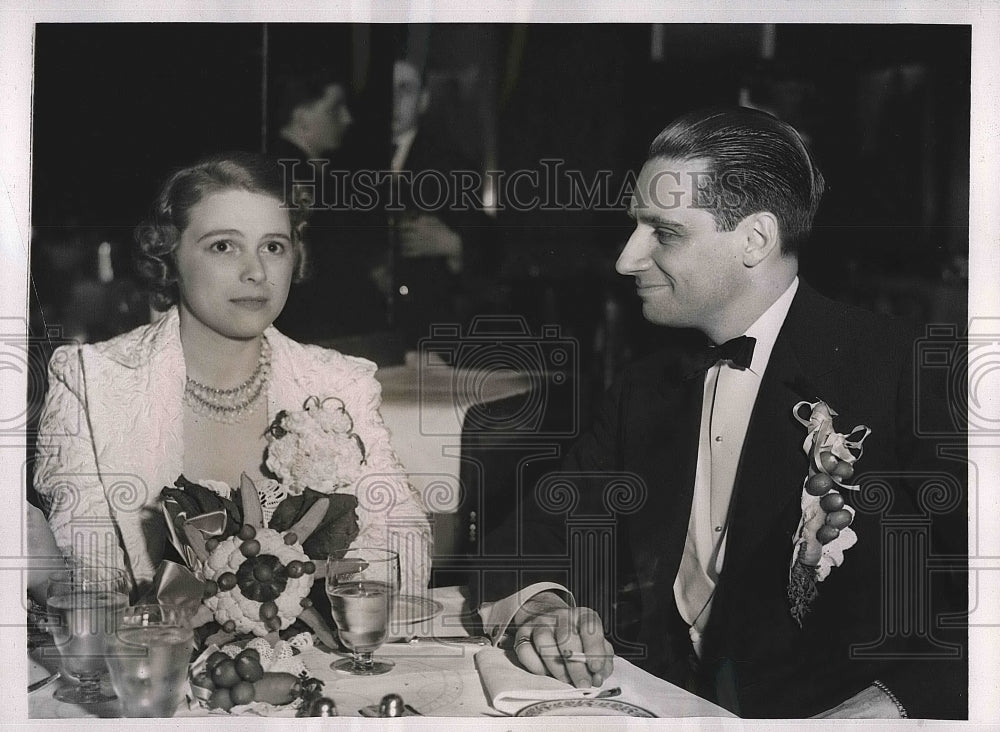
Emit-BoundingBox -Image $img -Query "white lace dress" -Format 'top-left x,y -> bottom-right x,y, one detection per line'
33,307 -> 433,596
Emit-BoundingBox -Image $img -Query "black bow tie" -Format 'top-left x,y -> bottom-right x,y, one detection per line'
681,335 -> 757,379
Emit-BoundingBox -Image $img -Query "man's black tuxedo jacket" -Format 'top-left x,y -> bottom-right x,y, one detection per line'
485,282 -> 967,718
392,128 -> 496,346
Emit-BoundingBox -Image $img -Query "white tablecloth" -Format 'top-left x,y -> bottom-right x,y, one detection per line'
29,586 -> 733,719
375,355 -> 532,514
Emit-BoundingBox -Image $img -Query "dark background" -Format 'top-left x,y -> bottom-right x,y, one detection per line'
30,22 -> 969,347
28,22 -> 969,423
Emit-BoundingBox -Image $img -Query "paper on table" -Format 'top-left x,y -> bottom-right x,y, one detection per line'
474,647 -> 610,715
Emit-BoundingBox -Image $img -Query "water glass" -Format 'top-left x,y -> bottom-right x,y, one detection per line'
326,547 -> 400,675
105,604 -> 194,717
45,566 -> 129,704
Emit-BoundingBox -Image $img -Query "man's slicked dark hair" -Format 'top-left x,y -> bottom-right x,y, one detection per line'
648,107 -> 825,254
272,71 -> 347,129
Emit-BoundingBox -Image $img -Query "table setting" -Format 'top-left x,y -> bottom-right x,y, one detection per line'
27,363 -> 732,720
29,578 -> 732,719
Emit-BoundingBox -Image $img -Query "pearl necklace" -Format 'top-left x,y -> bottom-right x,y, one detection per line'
183,337 -> 271,424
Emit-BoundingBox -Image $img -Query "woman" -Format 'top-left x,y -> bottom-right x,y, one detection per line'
33,152 -> 432,598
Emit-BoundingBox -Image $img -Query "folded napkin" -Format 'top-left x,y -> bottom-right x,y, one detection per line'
475,646 -> 612,715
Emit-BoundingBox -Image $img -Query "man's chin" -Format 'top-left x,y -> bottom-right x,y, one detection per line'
641,304 -> 682,328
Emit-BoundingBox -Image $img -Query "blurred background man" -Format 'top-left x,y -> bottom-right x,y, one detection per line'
385,58 -> 495,348
270,74 -> 389,340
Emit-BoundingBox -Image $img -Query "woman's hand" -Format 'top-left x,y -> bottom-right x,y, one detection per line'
509,593 -> 614,688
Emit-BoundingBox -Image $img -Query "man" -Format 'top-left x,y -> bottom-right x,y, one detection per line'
275,76 -> 354,162
271,74 -> 388,340
478,107 -> 967,718
385,59 -> 492,346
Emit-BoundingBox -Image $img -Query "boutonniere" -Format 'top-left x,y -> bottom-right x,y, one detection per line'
265,396 -> 367,496
788,399 -> 871,626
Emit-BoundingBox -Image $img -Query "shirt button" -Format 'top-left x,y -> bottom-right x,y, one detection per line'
714,435 -> 723,442
714,526 -> 723,532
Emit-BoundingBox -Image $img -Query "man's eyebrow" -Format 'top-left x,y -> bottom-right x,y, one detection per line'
630,209 -> 687,230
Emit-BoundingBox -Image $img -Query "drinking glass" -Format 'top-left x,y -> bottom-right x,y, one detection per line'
105,604 -> 194,717
326,547 -> 400,675
45,565 -> 129,704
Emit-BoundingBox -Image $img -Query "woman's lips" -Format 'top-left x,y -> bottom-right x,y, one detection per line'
230,297 -> 269,311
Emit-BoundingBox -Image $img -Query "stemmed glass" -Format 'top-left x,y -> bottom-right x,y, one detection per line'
45,565 -> 129,704
326,547 -> 400,675
105,604 -> 194,717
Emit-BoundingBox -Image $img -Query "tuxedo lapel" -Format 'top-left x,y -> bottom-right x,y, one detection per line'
714,283 -> 844,580
625,352 -> 707,597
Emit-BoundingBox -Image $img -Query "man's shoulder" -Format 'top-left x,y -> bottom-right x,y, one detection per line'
788,281 -> 918,354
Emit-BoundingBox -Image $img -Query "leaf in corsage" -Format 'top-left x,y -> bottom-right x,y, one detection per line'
268,487 -> 360,561
162,475 -> 244,538
788,399 -> 871,626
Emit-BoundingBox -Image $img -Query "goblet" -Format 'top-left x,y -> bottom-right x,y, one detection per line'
106,604 -> 194,717
45,565 -> 129,704
326,547 -> 400,675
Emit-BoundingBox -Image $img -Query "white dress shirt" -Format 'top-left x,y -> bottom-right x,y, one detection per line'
674,277 -> 799,655
391,128 -> 418,172
480,278 -> 800,648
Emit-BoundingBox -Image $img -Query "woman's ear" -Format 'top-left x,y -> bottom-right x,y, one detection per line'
741,212 -> 781,268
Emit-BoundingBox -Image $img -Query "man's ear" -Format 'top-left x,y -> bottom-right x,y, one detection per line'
741,212 -> 781,267
418,89 -> 430,116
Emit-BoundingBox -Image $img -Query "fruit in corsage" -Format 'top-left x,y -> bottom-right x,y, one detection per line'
253,672 -> 301,706
238,647 -> 260,663
831,461 -> 854,481
818,451 -> 839,473
816,525 -> 840,544
235,654 -> 264,683
825,509 -> 853,530
230,680 -> 256,706
209,688 -> 234,712
805,473 -> 835,496
205,651 -> 231,672
211,659 -> 241,689
819,492 -> 845,512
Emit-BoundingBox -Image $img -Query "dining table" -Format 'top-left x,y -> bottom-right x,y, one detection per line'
29,585 -> 734,720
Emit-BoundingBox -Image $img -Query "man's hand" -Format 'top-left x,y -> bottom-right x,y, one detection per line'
510,593 -> 614,688
397,214 -> 462,271
812,684 -> 904,718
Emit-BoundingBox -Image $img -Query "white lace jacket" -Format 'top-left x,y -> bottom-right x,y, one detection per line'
33,308 -> 432,595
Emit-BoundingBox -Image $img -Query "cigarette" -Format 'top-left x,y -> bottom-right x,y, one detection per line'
561,650 -> 589,663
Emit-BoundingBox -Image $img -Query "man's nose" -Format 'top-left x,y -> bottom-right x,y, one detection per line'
615,228 -> 649,275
